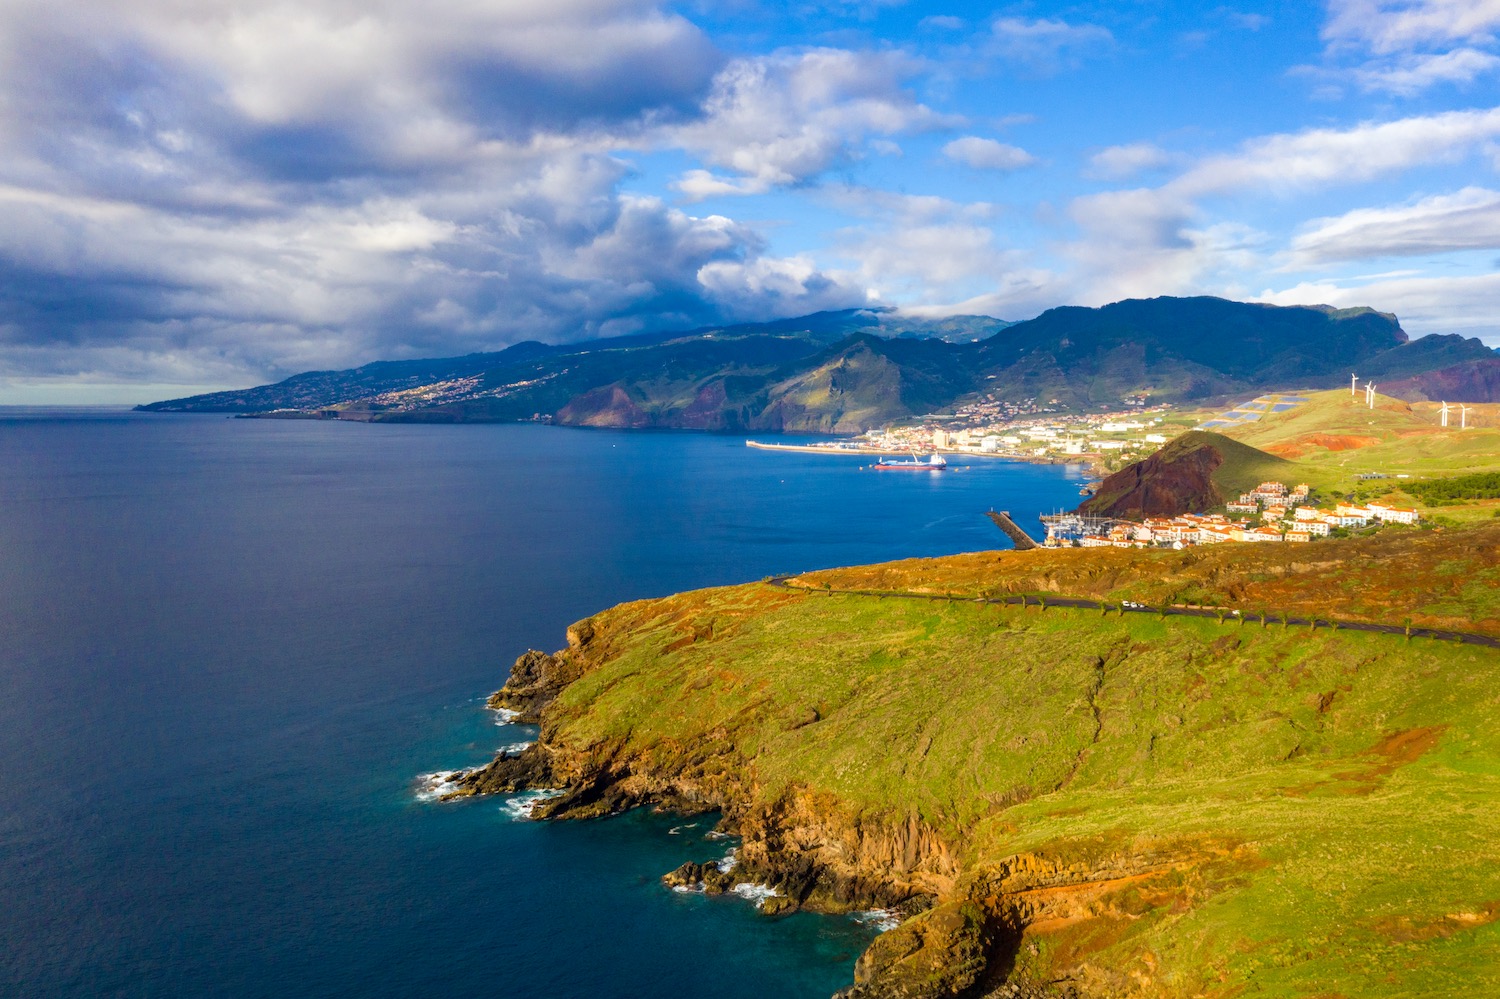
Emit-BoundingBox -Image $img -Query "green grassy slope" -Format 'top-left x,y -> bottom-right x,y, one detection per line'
1214,389 -> 1500,519
529,525 -> 1500,997
1080,431 -> 1293,517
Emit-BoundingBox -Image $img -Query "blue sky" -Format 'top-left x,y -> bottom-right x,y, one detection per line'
3,0 -> 1499,402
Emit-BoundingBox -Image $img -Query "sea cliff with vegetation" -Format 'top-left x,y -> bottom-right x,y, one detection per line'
441,519 -> 1500,998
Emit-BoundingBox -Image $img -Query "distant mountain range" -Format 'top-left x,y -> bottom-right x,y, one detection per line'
139,297 -> 1500,432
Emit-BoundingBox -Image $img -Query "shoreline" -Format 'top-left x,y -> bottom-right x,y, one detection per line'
427,519 -> 1500,998
744,438 -> 1095,469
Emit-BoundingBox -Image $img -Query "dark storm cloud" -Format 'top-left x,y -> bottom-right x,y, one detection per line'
0,0 -> 870,390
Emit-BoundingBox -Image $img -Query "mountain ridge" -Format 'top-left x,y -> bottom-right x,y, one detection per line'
139,297 -> 1499,430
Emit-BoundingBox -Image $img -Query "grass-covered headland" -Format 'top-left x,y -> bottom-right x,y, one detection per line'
448,520 -> 1500,999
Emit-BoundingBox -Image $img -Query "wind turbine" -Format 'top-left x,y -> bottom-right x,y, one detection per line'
1351,372 -> 1358,397
1460,404 -> 1471,429
1367,383 -> 1377,409
1439,401 -> 1450,427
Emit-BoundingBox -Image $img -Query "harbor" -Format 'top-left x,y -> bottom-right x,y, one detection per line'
745,438 -> 1086,469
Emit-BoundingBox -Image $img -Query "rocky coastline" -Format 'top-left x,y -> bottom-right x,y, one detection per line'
432,614 -> 1202,999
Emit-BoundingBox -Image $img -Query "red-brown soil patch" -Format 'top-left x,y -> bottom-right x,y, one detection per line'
1362,725 -> 1446,772
1265,433 -> 1381,458
1371,902 -> 1500,942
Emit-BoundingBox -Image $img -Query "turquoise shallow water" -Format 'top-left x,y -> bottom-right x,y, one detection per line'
0,412 -> 1087,998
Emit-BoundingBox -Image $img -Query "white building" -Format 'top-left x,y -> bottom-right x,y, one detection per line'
1366,502 -> 1420,524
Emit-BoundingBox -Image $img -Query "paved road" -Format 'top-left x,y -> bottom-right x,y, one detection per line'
766,578 -> 1500,650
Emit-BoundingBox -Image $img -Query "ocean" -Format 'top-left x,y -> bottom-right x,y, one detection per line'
0,411 -> 1088,998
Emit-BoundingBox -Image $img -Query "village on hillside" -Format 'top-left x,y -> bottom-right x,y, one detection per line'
1044,479 -> 1421,549
870,393 -> 1316,468
859,410 -> 1176,465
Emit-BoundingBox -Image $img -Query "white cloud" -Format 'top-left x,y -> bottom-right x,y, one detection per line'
1085,142 -> 1172,180
0,146 -> 865,386
1175,106 -> 1500,195
1257,271 -> 1500,342
986,17 -> 1114,73
1287,186 -> 1500,265
814,186 -> 1058,314
1224,11 -> 1270,32
0,1 -> 907,390
0,0 -> 720,171
1320,1 -> 1500,95
1065,187 -> 1269,305
1352,46 -> 1500,92
1323,0 -> 1500,55
696,254 -> 866,319
1059,108 -> 1500,309
670,48 -> 955,198
941,136 -> 1036,171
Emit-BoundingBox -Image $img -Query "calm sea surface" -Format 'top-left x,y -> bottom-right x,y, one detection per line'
0,411 -> 1087,999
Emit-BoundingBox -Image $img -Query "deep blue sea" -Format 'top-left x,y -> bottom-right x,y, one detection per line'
0,411 -> 1087,999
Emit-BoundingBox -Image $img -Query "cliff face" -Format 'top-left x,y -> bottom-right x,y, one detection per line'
431,543 -> 1500,998
458,639 -> 1226,999
1080,438 -> 1224,519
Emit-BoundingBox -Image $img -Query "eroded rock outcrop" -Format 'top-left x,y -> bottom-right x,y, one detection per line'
837,900 -> 992,999
447,629 -> 1241,999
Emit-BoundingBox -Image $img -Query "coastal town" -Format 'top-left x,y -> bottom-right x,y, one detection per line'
748,406 -> 1180,470
887,413 -> 1173,464
1044,480 -> 1422,549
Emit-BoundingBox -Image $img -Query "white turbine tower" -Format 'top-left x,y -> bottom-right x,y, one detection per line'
1368,383 -> 1377,409
1460,404 -> 1471,429
1351,372 -> 1358,397
1440,401 -> 1450,427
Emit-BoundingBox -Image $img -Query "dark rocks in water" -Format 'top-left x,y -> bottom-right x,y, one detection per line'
758,895 -> 799,917
450,743 -> 554,797
662,860 -> 737,896
530,768 -> 638,820
834,901 -> 992,999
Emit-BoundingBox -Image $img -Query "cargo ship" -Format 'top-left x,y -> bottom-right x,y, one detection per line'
873,454 -> 948,471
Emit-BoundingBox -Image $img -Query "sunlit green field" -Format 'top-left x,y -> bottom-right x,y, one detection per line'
536,526 -> 1500,997
1217,390 -> 1500,521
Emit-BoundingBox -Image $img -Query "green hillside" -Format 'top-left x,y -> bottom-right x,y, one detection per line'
1080,430 -> 1292,517
1213,389 -> 1500,520
457,521 -> 1500,998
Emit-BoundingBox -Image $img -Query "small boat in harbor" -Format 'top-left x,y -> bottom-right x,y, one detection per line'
873,454 -> 948,471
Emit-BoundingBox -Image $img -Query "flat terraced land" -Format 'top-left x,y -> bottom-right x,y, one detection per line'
1198,392 -> 1311,429
538,524 -> 1500,996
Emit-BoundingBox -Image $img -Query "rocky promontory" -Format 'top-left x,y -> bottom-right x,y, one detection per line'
436,527 -> 1500,997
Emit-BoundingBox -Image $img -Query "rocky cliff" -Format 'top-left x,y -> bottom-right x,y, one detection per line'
452,632 -> 1233,999
426,534 -> 1500,997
